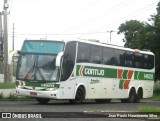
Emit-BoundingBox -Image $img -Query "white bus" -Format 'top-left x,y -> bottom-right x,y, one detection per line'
16,39 -> 155,104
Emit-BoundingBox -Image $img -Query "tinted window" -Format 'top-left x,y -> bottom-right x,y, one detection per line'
91,45 -> 102,64
133,53 -> 142,68
77,43 -> 90,63
115,49 -> 125,66
124,52 -> 133,67
143,54 -> 149,69
148,55 -> 154,69
76,42 -> 154,70
61,41 -> 76,81
102,47 -> 115,65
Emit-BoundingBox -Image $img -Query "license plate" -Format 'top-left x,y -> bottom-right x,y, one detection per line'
30,92 -> 37,96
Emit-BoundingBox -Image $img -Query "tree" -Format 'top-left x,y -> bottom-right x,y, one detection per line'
118,2 -> 160,80
118,20 -> 145,49
148,2 -> 160,80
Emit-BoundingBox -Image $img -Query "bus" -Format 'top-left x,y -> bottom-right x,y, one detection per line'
15,39 -> 155,104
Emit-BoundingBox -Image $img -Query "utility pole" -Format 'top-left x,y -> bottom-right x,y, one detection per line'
107,30 -> 114,42
12,23 -> 14,51
3,0 -> 12,82
0,12 -> 3,74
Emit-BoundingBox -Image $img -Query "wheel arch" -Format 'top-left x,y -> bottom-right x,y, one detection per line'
74,83 -> 86,99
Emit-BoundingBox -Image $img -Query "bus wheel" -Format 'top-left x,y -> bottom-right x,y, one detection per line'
95,99 -> 111,103
127,88 -> 136,103
36,98 -> 50,104
69,86 -> 85,104
135,88 -> 143,103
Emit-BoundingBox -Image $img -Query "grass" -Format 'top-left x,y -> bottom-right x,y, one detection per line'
139,106 -> 160,112
139,83 -> 160,113
149,95 -> 160,101
149,83 -> 160,101
0,82 -> 16,89
153,83 -> 160,95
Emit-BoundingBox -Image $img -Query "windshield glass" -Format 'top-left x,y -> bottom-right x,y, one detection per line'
21,41 -> 64,54
17,54 -> 59,82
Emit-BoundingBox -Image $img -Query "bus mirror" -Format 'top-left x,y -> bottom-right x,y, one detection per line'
56,52 -> 64,67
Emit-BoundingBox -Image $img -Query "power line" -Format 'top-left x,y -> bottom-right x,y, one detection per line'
11,31 -> 107,36
90,0 -> 159,32
59,0 -> 134,34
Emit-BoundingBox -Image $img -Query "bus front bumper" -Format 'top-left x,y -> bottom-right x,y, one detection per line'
16,87 -> 59,99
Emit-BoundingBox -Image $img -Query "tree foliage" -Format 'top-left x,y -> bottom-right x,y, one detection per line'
118,20 -> 144,48
118,2 -> 160,80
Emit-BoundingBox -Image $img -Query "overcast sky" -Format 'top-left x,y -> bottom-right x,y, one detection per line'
0,0 -> 159,50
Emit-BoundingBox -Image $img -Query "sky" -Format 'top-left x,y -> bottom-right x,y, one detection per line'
0,0 -> 159,50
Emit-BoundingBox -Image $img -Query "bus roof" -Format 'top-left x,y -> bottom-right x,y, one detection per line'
68,39 -> 154,56
23,39 -> 154,56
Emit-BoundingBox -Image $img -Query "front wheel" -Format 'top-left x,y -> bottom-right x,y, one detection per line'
36,98 -> 50,104
69,86 -> 85,104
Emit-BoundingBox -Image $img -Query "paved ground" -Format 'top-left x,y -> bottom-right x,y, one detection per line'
0,100 -> 159,121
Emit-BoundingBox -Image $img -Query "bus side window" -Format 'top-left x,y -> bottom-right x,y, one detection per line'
124,52 -> 133,67
102,47 -> 115,65
91,45 -> 102,64
114,49 -> 125,66
143,54 -> 148,69
148,55 -> 154,69
133,53 -> 142,68
77,43 -> 91,63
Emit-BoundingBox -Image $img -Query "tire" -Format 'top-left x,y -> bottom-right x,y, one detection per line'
69,86 -> 85,104
95,99 -> 111,103
135,88 -> 143,103
36,98 -> 50,104
127,88 -> 136,103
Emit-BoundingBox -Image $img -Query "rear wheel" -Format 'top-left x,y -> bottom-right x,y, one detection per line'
121,88 -> 136,103
135,88 -> 143,103
69,86 -> 85,104
36,98 -> 50,104
127,88 -> 136,103
95,99 -> 111,103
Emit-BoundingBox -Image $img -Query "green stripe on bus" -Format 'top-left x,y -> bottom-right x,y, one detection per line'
134,71 -> 154,80
76,65 -> 117,78
119,80 -> 125,89
76,65 -> 154,81
122,70 -> 128,79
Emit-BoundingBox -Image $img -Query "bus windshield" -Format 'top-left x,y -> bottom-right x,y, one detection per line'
16,40 -> 64,82
21,40 -> 64,54
17,54 -> 59,82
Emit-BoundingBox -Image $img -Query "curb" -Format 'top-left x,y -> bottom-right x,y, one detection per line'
0,89 -> 16,98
